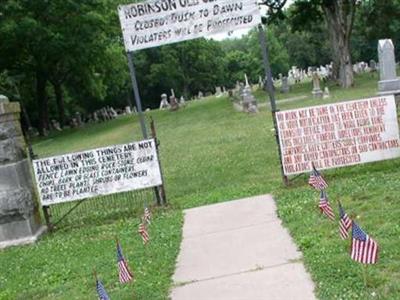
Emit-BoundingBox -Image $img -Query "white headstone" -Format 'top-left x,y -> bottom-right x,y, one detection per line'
378,39 -> 400,95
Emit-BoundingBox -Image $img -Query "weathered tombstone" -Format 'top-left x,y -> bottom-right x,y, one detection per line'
353,64 -> 359,74
378,39 -> 400,95
169,95 -> 179,111
244,73 -> 250,87
75,112 -> 83,126
70,117 -> 78,128
198,91 -> 204,99
109,107 -> 118,118
51,119 -> 62,131
179,96 -> 186,107
369,59 -> 377,71
0,96 -> 45,248
235,81 -> 240,92
125,106 -> 132,114
323,87 -> 330,99
215,86 -> 222,96
258,76 -> 263,88
281,76 -> 290,93
93,111 -> 99,122
241,85 -> 258,113
159,93 -> 170,110
312,72 -> 323,98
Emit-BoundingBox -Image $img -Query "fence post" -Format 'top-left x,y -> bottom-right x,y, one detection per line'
150,117 -> 167,205
42,206 -> 54,232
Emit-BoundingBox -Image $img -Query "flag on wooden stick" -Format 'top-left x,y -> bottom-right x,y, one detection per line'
339,202 -> 352,239
308,164 -> 328,190
143,206 -> 151,225
319,191 -> 335,220
116,241 -> 134,283
96,279 -> 110,300
350,222 -> 378,264
138,221 -> 150,245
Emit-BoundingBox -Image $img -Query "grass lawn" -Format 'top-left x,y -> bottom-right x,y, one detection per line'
1,72 -> 400,299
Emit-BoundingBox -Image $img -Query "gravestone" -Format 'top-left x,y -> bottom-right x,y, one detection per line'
244,74 -> 250,87
0,96 -> 45,248
93,111 -> 99,122
258,76 -> 264,89
179,96 -> 186,107
311,72 -> 323,98
159,93 -> 170,110
51,119 -> 62,131
378,39 -> 400,95
215,86 -> 222,96
169,95 -> 179,111
75,112 -> 83,126
108,107 -> 118,118
198,91 -> 204,99
323,87 -> 330,99
369,59 -> 377,71
125,106 -> 132,114
241,85 -> 258,113
281,76 -> 289,93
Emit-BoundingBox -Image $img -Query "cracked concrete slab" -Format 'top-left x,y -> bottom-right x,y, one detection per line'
171,195 -> 316,300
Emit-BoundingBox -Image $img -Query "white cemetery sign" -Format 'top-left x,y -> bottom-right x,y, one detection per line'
33,139 -> 163,206
118,0 -> 261,52
276,95 -> 400,175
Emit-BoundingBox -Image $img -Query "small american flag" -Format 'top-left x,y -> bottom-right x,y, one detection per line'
339,202 -> 352,239
117,242 -> 134,283
96,279 -> 110,300
319,191 -> 335,220
144,206 -> 151,225
138,221 -> 150,244
350,222 -> 378,264
308,164 -> 328,190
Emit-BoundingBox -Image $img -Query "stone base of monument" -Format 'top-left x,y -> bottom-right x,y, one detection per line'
378,78 -> 400,95
312,89 -> 323,98
0,97 -> 45,249
0,221 -> 46,249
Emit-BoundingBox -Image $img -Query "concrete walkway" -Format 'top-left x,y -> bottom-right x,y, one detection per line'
170,195 -> 316,300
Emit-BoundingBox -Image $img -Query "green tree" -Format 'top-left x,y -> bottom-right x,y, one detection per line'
290,0 -> 358,87
0,0 -> 126,134
352,0 -> 400,62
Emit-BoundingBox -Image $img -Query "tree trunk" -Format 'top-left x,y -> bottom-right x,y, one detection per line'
53,82 -> 66,127
323,0 -> 356,88
36,71 -> 48,136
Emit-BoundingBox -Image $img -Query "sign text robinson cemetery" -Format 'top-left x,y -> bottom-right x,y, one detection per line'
276,95 -> 400,175
118,0 -> 261,51
33,139 -> 162,206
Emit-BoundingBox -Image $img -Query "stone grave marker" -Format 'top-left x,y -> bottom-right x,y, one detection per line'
169,95 -> 179,111
312,72 -> 323,98
281,76 -> 289,93
323,87 -> 330,99
378,39 -> 400,95
159,93 -> 170,110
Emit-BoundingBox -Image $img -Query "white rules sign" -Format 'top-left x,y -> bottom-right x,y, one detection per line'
33,139 -> 163,206
118,0 -> 261,52
276,95 -> 400,175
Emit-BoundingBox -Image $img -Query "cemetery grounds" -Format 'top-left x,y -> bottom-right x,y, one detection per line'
0,71 -> 399,299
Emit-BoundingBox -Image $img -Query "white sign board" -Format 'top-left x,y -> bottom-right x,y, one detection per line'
33,139 -> 162,206
118,0 -> 261,52
276,95 -> 400,175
